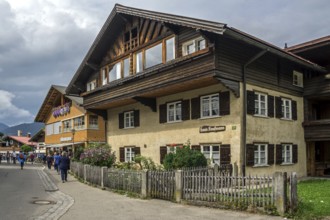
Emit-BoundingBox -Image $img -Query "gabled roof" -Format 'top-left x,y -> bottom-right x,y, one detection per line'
285,35 -> 330,53
8,136 -> 37,146
66,4 -> 326,95
35,85 -> 83,123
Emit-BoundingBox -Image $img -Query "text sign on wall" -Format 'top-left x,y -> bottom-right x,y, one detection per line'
199,125 -> 226,133
60,137 -> 72,142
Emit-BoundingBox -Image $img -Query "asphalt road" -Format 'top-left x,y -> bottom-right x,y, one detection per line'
0,163 -> 54,220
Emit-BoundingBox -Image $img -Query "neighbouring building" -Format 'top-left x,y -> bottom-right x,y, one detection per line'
65,4 -> 326,177
34,85 -> 106,154
29,128 -> 46,156
1,130 -> 37,153
286,36 -> 330,176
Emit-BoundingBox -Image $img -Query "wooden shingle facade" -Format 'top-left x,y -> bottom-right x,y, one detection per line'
66,4 -> 326,177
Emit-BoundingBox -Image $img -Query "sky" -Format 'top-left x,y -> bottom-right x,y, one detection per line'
0,0 -> 329,126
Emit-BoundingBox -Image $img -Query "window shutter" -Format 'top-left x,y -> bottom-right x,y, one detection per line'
219,91 -> 230,116
275,97 -> 283,118
268,95 -> 274,118
247,91 -> 255,115
134,147 -> 141,156
246,144 -> 255,166
292,100 -> 297,120
191,97 -> 200,119
159,104 -> 167,123
119,147 -> 125,162
220,144 -> 231,165
268,144 -> 274,165
293,144 -> 298,163
119,113 -> 124,129
182,100 -> 190,121
191,145 -> 201,151
276,144 -> 282,165
160,146 -> 167,164
134,110 -> 140,127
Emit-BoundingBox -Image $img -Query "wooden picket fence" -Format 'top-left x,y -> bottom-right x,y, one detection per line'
148,170 -> 175,200
105,169 -> 142,194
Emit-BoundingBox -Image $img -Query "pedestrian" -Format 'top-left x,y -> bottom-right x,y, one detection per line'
53,152 -> 61,174
0,153 -> 2,164
46,153 -> 53,169
30,153 -> 35,164
12,151 -> 17,164
59,151 -> 70,183
6,151 -> 10,164
42,154 -> 47,164
18,151 -> 26,169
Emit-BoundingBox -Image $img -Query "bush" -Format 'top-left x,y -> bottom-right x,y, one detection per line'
134,155 -> 160,170
163,143 -> 207,170
73,146 -> 84,161
80,143 -> 116,167
21,144 -> 33,153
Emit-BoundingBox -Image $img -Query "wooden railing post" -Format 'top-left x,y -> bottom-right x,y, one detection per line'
274,172 -> 287,215
290,172 -> 298,213
101,166 -> 107,189
141,170 -> 148,198
175,170 -> 183,203
84,164 -> 88,183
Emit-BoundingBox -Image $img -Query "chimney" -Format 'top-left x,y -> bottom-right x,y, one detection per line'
27,132 -> 31,138
17,130 -> 22,136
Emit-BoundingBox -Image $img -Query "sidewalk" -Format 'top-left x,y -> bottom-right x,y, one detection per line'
45,168 -> 284,220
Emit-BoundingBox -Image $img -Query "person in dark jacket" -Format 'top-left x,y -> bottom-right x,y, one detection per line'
59,151 -> 70,183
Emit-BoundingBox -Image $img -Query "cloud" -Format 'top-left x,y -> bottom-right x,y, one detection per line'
0,90 -> 34,125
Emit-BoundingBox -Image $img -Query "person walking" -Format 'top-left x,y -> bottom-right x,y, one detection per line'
46,153 -> 53,169
0,153 -> 2,164
6,151 -> 10,164
12,151 -> 17,164
30,153 -> 35,164
53,152 -> 61,174
59,152 -> 70,183
18,151 -> 26,170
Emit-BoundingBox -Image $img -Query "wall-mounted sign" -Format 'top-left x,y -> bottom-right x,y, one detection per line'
60,137 -> 72,142
200,125 -> 226,133
53,103 -> 71,118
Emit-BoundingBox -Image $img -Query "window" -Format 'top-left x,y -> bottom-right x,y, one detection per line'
101,68 -> 107,85
166,37 -> 175,62
201,94 -> 219,118
167,146 -> 177,154
74,116 -> 85,130
136,52 -> 143,73
87,80 -> 96,92
254,92 -> 267,116
125,147 -> 135,162
124,111 -> 134,128
53,122 -> 61,134
182,37 -> 206,56
89,115 -> 98,129
145,43 -> 163,68
293,71 -> 303,87
46,124 -> 54,136
282,144 -> 292,164
254,144 -> 268,166
282,98 -> 292,120
201,144 -> 220,165
123,58 -> 130,78
109,62 -> 121,82
63,120 -> 71,132
167,101 -> 182,122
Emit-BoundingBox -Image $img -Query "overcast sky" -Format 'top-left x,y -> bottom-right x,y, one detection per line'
0,0 -> 329,126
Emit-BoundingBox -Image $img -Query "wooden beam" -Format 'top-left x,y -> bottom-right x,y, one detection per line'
133,96 -> 157,112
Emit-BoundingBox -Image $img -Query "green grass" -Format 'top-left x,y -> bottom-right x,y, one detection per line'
293,179 -> 330,220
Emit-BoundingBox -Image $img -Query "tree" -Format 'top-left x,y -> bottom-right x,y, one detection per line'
21,144 -> 33,153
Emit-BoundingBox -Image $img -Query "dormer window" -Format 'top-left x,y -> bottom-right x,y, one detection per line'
86,80 -> 96,92
182,37 -> 206,56
293,71 -> 303,87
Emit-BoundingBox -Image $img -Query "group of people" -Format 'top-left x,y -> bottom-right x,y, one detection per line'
0,151 -> 33,166
45,151 -> 71,183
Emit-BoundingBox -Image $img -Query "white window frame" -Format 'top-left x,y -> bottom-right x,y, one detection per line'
182,37 -> 206,56
89,115 -> 98,129
63,119 -> 72,133
254,144 -> 268,166
86,80 -> 96,92
282,144 -> 292,164
167,146 -> 177,154
166,37 -> 175,62
125,147 -> 135,162
53,122 -> 61,135
109,62 -> 122,82
293,71 -> 303,87
45,124 -> 54,136
124,111 -> 134,128
74,116 -> 85,130
281,98 -> 292,120
201,144 -> 220,165
201,93 -> 220,118
254,92 -> 268,116
167,101 -> 182,123
101,68 -> 107,85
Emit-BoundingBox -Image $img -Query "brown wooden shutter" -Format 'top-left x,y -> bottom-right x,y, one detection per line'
134,147 -> 141,156
191,145 -> 201,151
220,144 -> 231,165
119,113 -> 124,129
182,99 -> 190,121
247,91 -> 255,115
159,104 -> 167,123
268,95 -> 274,118
268,144 -> 274,165
160,146 -> 167,164
119,147 -> 125,162
134,110 -> 140,127
292,100 -> 297,120
293,144 -> 298,163
246,144 -> 255,166
275,97 -> 283,118
220,91 -> 230,116
191,97 -> 200,119
276,144 -> 282,165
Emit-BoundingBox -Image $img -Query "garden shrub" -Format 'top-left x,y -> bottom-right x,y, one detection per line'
80,143 -> 116,167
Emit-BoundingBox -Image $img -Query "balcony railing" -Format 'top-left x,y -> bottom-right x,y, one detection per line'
303,119 -> 330,141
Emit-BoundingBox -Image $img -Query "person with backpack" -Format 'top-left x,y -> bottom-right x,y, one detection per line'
18,151 -> 26,170
53,152 -> 61,174
59,151 -> 70,183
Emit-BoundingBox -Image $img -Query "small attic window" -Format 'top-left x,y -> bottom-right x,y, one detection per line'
293,71 -> 303,87
124,27 -> 139,52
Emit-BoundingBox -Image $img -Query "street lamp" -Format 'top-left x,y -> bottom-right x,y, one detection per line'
71,128 -> 76,153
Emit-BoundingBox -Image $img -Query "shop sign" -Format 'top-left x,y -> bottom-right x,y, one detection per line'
60,137 -> 72,142
53,103 -> 71,118
200,125 -> 226,133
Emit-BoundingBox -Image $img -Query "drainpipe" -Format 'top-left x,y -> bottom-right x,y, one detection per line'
242,50 -> 267,177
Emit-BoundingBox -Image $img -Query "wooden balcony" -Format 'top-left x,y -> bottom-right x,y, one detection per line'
303,119 -> 330,141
